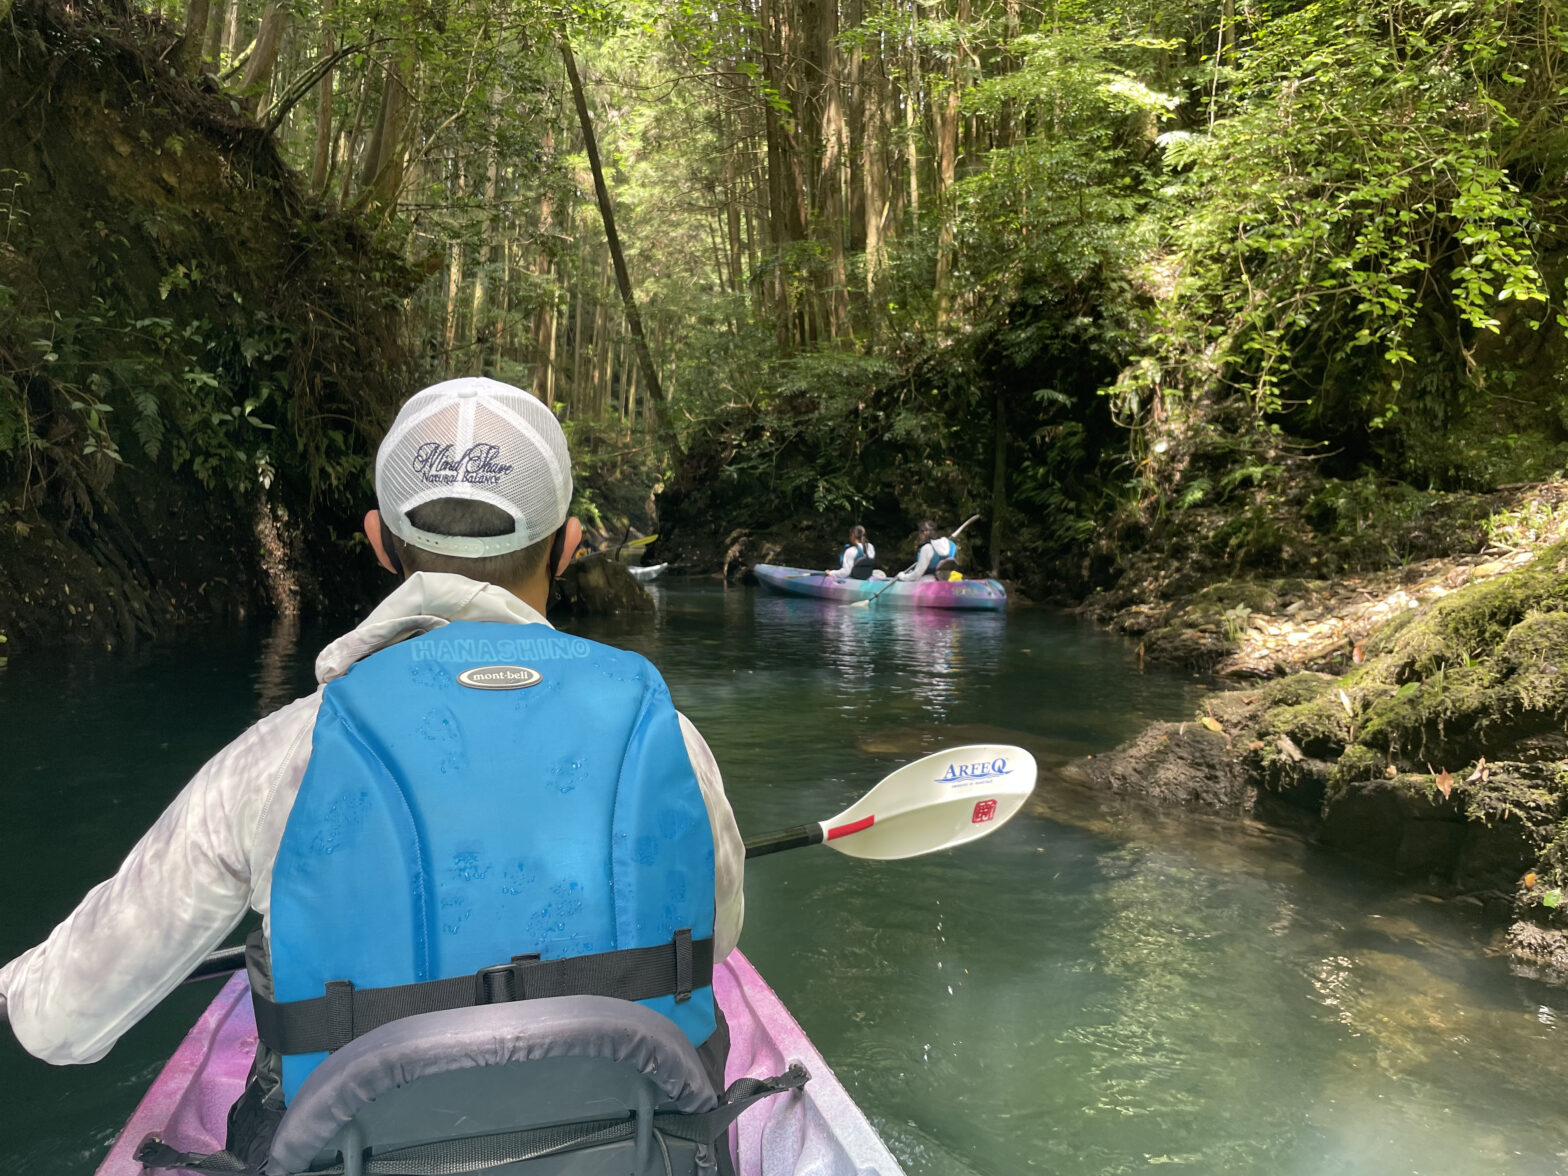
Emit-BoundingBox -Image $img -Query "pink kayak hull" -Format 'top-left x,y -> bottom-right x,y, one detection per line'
752,564 -> 1007,611
95,951 -> 904,1176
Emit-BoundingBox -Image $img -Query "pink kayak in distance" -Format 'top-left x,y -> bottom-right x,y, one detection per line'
752,564 -> 1007,611
95,950 -> 906,1176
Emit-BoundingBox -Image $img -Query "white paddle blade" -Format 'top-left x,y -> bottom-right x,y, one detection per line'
820,745 -> 1036,860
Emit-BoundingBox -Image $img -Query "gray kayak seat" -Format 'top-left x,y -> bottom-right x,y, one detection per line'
261,996 -> 806,1176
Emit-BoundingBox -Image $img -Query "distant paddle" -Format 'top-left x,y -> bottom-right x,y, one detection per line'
0,744 -> 1033,1023
744,743 -> 1035,859
850,514 -> 981,608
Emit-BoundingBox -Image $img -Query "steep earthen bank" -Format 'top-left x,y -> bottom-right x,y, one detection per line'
1069,521 -> 1568,981
0,0 -> 415,657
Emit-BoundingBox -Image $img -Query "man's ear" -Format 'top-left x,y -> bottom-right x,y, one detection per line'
554,517 -> 583,577
364,509 -> 401,575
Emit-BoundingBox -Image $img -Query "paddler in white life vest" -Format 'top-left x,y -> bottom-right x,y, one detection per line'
826,524 -> 880,580
897,519 -> 961,580
0,378 -> 745,1167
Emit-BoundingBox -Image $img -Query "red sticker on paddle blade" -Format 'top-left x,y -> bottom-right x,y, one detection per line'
826,815 -> 875,840
972,799 -> 998,824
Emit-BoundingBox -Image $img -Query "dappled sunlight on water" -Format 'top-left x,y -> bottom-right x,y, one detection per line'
0,584 -> 1564,1174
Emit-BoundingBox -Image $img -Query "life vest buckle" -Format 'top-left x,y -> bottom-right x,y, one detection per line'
474,954 -> 541,1004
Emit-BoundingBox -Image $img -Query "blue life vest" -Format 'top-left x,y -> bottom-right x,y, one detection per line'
266,620 -> 717,1100
927,538 -> 957,576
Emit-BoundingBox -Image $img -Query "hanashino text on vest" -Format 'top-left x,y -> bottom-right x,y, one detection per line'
260,620 -> 717,1100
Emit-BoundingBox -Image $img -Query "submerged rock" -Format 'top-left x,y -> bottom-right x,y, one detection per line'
551,559 -> 655,615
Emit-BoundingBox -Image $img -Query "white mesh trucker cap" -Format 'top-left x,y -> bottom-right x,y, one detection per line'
375,378 -> 572,558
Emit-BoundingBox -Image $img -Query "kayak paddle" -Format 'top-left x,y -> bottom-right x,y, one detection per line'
744,743 -> 1035,859
850,514 -> 981,607
0,744 -> 1034,1020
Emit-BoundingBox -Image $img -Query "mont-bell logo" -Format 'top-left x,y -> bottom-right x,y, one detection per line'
456,665 -> 542,691
412,442 -> 514,487
936,757 -> 1012,786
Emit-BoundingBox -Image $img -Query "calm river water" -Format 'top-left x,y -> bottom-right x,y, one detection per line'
1,582 -> 1564,1174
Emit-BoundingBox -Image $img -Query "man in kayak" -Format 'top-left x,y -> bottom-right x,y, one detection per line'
0,378 -> 744,1165
897,519 -> 961,580
826,524 -> 880,579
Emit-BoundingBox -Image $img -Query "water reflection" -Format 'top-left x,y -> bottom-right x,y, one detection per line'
750,593 -> 1006,720
253,613 -> 302,717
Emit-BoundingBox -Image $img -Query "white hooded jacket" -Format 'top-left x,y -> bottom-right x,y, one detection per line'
0,572 -> 745,1065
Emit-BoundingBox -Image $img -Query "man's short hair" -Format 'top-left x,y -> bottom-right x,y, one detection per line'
393,498 -> 555,584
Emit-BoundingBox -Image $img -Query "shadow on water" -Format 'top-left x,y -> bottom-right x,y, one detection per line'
1,585 -> 1565,1175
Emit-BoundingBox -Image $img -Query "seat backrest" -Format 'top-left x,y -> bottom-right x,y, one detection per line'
266,996 -> 720,1176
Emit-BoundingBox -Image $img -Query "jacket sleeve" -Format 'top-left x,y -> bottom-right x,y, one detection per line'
676,714 -> 744,960
0,694 -> 318,1064
899,541 -> 936,581
827,545 -> 854,579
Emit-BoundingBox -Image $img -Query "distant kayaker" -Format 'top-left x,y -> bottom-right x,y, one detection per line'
827,524 -> 880,579
898,519 -> 961,580
0,378 -> 743,1165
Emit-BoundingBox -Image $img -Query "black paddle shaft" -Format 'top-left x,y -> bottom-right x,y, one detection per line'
0,827 -> 836,1027
743,823 -> 824,858
192,945 -> 248,981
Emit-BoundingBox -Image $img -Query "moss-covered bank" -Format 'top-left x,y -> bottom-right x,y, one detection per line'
1071,539 -> 1568,980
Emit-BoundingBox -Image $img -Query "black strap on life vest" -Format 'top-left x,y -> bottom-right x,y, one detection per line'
134,1063 -> 807,1176
252,930 -> 713,1057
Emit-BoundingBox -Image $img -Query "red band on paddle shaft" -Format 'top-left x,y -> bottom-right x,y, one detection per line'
825,815 -> 875,841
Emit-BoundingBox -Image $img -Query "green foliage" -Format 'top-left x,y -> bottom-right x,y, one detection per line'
1139,0 -> 1567,438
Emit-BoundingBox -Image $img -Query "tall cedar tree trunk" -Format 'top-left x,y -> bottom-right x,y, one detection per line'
803,0 -> 845,338
989,390 -> 1006,577
569,239 -> 587,416
862,28 -> 890,302
337,68 -> 371,205
472,91 -> 502,374
934,0 -> 969,325
846,0 -> 867,257
239,1 -> 289,115
310,0 -> 335,192
905,30 -> 921,230
533,123 -> 558,394
202,0 -> 226,71
819,12 -> 849,337
178,0 -> 211,78
220,0 -> 241,67
358,53 -> 416,217
560,39 -> 671,447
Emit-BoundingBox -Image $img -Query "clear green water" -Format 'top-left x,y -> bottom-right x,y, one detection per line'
1,583 -> 1564,1174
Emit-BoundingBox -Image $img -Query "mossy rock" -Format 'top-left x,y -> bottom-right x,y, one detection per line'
1353,663 -> 1492,763
1259,692 -> 1350,761
553,560 -> 654,615
1364,542 -> 1568,682
1189,580 -> 1280,613
1141,623 -> 1238,668
1331,742 -> 1387,787
1253,672 -> 1335,709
